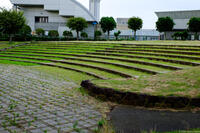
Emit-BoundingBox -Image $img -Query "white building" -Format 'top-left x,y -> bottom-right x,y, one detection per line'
109,18 -> 159,40
10,0 -> 101,37
155,10 -> 200,40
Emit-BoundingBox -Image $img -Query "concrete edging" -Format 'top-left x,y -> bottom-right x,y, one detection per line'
81,80 -> 200,109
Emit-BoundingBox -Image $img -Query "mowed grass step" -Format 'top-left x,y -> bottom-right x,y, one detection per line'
121,44 -> 200,48
0,58 -> 109,79
17,45 -> 115,50
110,47 -> 200,53
1,51 -> 181,70
86,52 -> 200,66
4,50 -> 198,67
0,54 -> 134,78
32,43 -> 121,46
0,59 -> 37,66
105,48 -> 200,56
94,50 -> 200,60
0,56 -> 51,63
0,52 -> 166,74
115,46 -> 200,51
32,66 -> 96,84
62,60 -> 153,76
7,48 -> 200,65
13,47 -> 104,53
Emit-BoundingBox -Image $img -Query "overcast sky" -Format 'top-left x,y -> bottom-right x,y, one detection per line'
1,0 -> 200,29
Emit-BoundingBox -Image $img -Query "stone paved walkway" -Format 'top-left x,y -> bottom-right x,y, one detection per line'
0,65 -> 102,133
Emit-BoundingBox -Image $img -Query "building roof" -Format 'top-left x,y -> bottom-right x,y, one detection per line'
10,0 -> 97,21
155,10 -> 200,19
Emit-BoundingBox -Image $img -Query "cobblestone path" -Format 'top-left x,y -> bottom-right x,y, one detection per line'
0,65 -> 102,133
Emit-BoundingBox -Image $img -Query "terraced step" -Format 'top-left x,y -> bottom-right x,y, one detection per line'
121,44 -> 200,48
0,58 -> 105,79
86,52 -> 200,66
13,48 -> 101,52
114,46 -> 200,51
106,48 -> 200,56
0,55 -> 133,78
94,50 -> 200,60
32,43 -> 119,47
3,52 -> 183,71
2,53 -> 162,74
8,49 -> 200,65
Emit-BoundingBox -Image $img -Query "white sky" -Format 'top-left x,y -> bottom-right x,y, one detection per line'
1,0 -> 200,29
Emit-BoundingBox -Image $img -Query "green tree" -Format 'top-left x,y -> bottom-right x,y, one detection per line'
156,16 -> 175,40
114,30 -> 121,40
36,28 -> 45,36
128,17 -> 143,40
18,24 -> 32,41
19,24 -> 31,35
188,17 -> 200,40
100,17 -> 116,40
63,30 -> 73,38
95,30 -> 102,40
81,32 -> 88,39
66,17 -> 88,40
48,30 -> 59,37
0,8 -> 26,43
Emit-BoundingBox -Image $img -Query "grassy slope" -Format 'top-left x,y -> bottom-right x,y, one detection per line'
65,40 -> 200,46
93,66 -> 200,98
0,42 -> 28,49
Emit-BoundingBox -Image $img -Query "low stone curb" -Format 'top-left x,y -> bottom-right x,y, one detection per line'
81,80 -> 200,109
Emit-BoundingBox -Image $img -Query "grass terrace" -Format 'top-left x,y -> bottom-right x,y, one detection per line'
0,41 -> 200,97
1,41 -> 200,132
0,42 -> 27,49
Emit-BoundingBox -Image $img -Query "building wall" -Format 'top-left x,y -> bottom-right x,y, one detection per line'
156,10 -> 200,30
20,6 -> 95,37
11,0 -> 96,21
89,0 -> 101,21
21,6 -> 67,31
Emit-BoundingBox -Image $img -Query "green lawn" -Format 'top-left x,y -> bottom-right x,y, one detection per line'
0,42 -> 28,49
1,41 -> 200,98
93,66 -> 200,98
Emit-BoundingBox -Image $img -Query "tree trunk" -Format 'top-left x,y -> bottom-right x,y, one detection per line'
134,30 -> 136,40
76,31 -> 79,40
195,32 -> 198,40
164,32 -> 167,40
9,35 -> 13,44
107,31 -> 110,40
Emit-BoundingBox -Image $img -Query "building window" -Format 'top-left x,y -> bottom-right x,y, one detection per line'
35,16 -> 48,23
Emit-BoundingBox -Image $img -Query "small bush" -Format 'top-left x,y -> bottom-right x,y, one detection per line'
36,28 -> 45,36
63,30 -> 73,38
48,30 -> 59,37
81,32 -> 88,38
114,30 -> 121,40
172,30 -> 188,40
95,30 -> 102,40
